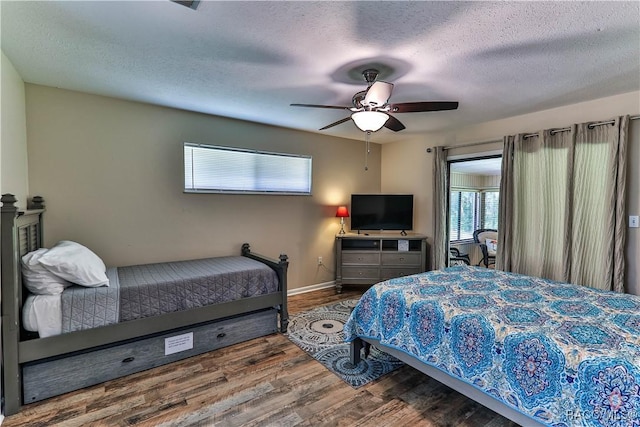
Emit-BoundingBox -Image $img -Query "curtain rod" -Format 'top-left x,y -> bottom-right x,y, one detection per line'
524,115 -> 640,139
426,114 -> 640,152
426,138 -> 502,153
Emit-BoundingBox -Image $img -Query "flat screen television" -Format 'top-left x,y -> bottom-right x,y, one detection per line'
350,194 -> 414,233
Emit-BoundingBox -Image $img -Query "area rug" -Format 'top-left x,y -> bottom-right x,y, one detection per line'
286,298 -> 403,388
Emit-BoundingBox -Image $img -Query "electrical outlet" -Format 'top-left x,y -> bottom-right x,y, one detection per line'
317,256 -> 323,265
630,215 -> 639,228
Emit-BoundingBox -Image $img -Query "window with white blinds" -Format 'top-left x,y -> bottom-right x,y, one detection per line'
449,189 -> 499,242
481,190 -> 499,229
184,143 -> 312,194
450,190 -> 479,241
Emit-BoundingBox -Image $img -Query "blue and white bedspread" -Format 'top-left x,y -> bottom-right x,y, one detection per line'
344,266 -> 640,427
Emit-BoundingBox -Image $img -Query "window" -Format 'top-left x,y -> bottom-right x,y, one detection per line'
482,190 -> 499,229
449,190 -> 499,242
448,155 -> 502,243
450,190 -> 478,241
184,143 -> 312,194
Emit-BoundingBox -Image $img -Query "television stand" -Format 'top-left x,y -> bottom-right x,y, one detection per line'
335,233 -> 428,293
357,229 -> 408,236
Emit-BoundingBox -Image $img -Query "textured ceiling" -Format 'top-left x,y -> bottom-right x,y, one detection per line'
2,1 -> 639,144
451,158 -> 502,175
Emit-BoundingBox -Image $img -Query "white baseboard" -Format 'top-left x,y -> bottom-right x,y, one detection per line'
287,280 -> 335,296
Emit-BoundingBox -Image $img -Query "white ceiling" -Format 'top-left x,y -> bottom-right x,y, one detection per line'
450,157 -> 502,175
2,1 -> 639,144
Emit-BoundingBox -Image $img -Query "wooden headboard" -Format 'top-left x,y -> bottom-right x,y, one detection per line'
1,194 -> 45,306
1,194 -> 45,413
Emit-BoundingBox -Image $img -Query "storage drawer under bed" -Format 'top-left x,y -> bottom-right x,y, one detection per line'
22,308 -> 277,403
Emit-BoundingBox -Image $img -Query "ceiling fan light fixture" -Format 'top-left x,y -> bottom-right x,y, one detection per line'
351,111 -> 389,132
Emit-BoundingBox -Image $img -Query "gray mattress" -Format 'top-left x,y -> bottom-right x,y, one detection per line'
61,256 -> 278,333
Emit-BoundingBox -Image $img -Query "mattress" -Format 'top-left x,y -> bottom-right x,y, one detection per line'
61,267 -> 121,333
117,256 -> 278,321
24,256 -> 279,336
345,266 -> 640,427
24,268 -> 121,337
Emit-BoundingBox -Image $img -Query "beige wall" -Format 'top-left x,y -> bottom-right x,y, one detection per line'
15,83 -> 640,293
1,51 -> 29,207
628,118 -> 640,295
382,91 -> 640,295
1,50 -> 30,416
25,84 -> 381,291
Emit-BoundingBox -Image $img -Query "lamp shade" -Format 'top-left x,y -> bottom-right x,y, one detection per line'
351,111 -> 389,132
335,206 -> 349,218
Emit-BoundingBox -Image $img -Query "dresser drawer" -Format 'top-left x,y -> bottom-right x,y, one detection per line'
341,266 -> 379,281
381,252 -> 422,266
342,252 -> 380,265
380,267 -> 423,281
22,309 -> 277,403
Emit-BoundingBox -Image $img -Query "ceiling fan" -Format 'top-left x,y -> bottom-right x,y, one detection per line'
291,68 -> 459,133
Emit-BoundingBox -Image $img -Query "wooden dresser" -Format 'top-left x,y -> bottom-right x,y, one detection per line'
335,233 -> 428,293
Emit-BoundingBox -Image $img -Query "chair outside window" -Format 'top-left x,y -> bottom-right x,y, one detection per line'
473,229 -> 497,268
449,247 -> 471,266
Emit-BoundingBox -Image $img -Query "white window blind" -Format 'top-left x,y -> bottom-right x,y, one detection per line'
184,143 -> 312,194
450,190 -> 479,241
449,189 -> 500,242
481,190 -> 500,229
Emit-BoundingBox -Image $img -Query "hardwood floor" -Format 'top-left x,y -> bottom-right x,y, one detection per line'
4,287 -> 519,427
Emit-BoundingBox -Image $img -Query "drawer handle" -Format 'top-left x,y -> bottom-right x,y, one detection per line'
399,257 -> 405,261
122,357 -> 135,363
217,332 -> 227,339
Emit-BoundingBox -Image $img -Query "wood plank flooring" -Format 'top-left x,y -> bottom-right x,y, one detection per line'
4,287 -> 519,427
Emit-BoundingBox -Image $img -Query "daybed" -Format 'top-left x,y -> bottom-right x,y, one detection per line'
1,194 -> 289,415
346,266 -> 640,427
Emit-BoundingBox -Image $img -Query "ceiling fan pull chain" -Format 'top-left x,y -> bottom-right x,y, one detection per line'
364,130 -> 371,171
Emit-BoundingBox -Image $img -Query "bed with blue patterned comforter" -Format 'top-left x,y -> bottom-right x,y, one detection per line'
344,266 -> 640,427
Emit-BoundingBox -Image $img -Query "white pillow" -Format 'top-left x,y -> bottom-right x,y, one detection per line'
485,238 -> 498,255
22,249 -> 73,295
38,241 -> 109,287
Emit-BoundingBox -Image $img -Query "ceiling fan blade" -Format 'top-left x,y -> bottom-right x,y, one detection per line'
319,117 -> 352,130
363,81 -> 394,107
384,114 -> 406,132
291,103 -> 350,110
389,101 -> 459,113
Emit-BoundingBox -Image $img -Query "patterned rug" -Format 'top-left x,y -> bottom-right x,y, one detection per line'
286,298 -> 403,388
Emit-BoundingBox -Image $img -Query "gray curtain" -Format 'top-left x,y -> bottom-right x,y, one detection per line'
432,146 -> 448,270
496,136 -> 514,273
497,116 -> 629,291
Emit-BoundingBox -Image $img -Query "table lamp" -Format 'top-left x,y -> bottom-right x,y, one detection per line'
336,206 -> 349,234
